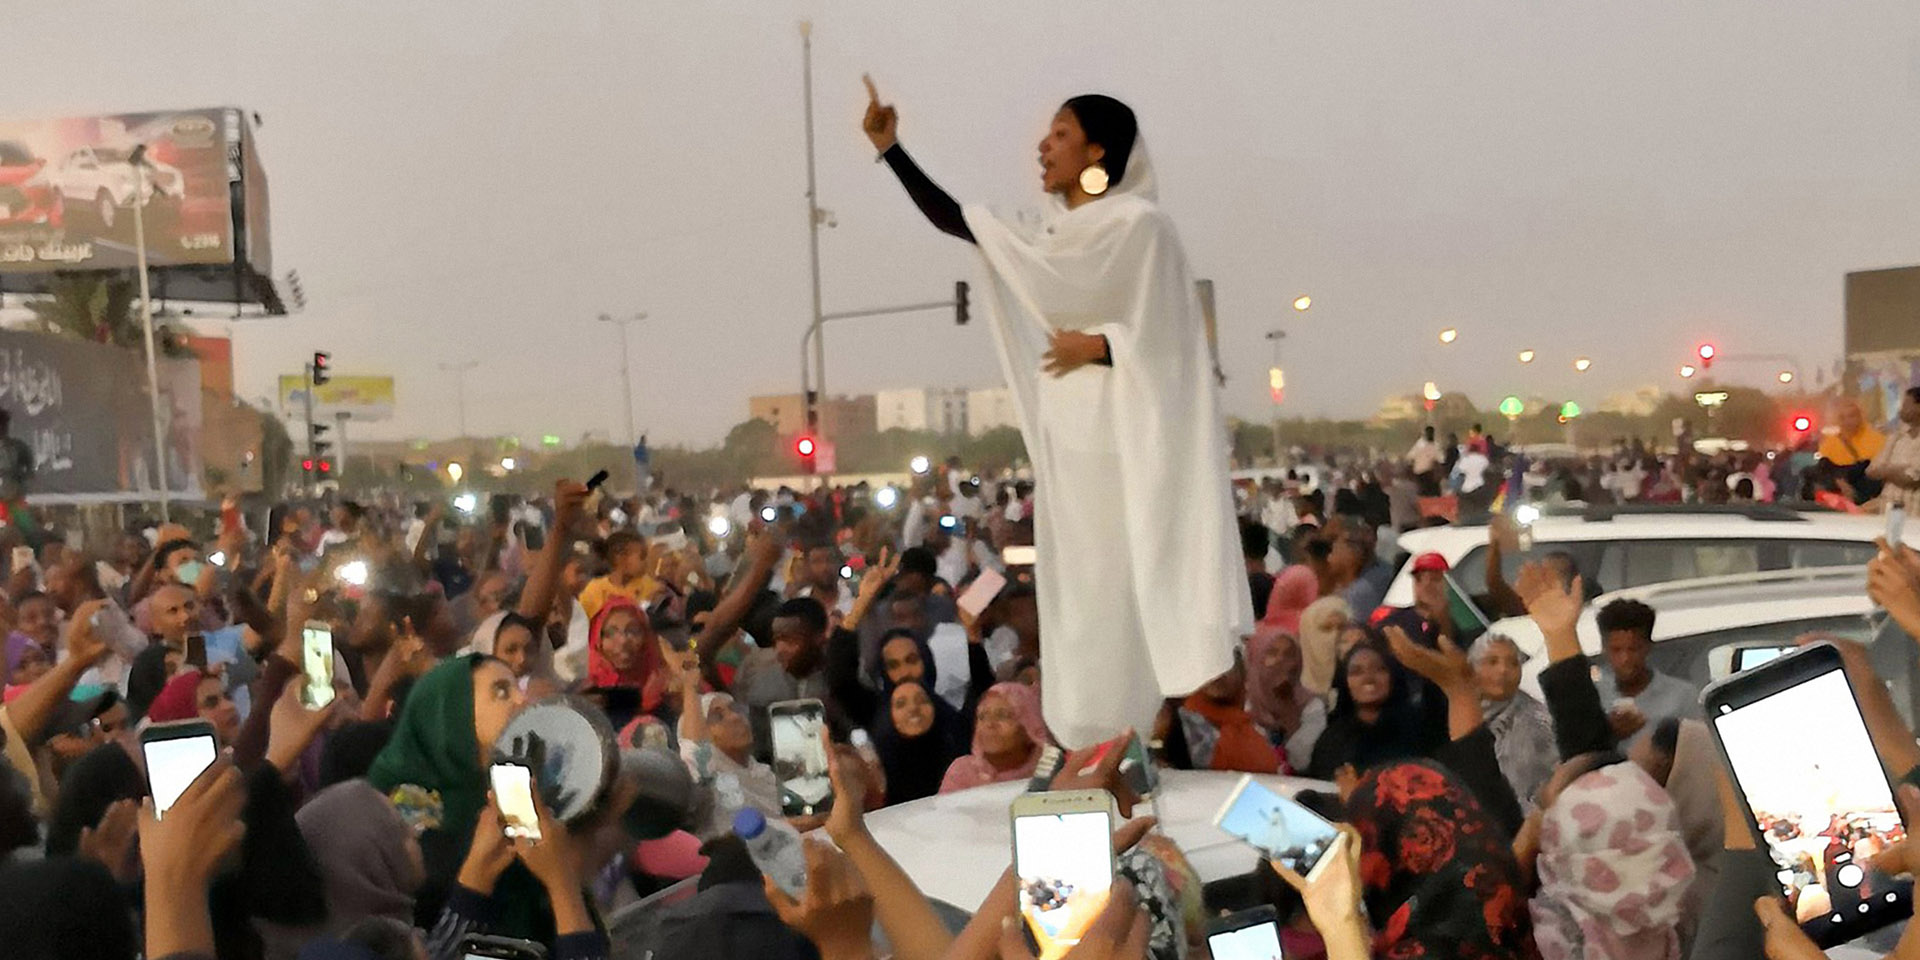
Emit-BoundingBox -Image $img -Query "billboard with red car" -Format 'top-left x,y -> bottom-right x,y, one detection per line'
0,108 -> 240,273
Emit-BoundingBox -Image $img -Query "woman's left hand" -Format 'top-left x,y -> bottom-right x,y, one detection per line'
1042,330 -> 1108,378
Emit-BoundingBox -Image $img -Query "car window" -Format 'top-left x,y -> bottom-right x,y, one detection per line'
0,142 -> 30,166
1644,614 -> 1877,692
1785,540 -> 1880,568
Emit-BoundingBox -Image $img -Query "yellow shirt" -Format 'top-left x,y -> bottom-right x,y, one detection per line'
1818,425 -> 1886,466
578,574 -> 660,621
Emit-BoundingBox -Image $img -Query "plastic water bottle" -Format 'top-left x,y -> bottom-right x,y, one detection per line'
733,807 -> 807,898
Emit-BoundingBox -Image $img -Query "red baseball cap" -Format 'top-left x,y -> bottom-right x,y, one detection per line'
1411,552 -> 1450,574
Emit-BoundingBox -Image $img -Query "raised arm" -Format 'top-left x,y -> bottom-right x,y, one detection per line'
693,529 -> 785,685
863,75 -> 975,244
516,480 -> 587,623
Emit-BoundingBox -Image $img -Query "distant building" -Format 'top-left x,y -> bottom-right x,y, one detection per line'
1598,386 -> 1665,417
967,386 -> 1019,435
874,387 -> 969,434
748,393 -> 875,438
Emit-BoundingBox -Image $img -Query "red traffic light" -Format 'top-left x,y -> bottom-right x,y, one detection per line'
318,459 -> 332,474
795,436 -> 817,458
302,458 -> 314,471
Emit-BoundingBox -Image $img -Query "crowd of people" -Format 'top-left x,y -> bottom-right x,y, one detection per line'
0,414 -> 1911,960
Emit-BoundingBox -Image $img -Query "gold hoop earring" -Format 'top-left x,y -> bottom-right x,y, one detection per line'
1078,163 -> 1109,196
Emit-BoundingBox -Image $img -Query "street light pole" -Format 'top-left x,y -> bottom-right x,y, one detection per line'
1265,329 -> 1286,462
800,20 -> 828,445
128,144 -> 170,522
599,312 -> 646,491
438,361 -> 477,439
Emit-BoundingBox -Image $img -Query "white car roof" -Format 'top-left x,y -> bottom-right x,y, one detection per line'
1488,566 -> 1875,698
1382,505 -> 1908,607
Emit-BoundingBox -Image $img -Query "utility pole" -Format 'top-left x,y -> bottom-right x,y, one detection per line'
598,312 -> 646,491
128,144 -> 169,521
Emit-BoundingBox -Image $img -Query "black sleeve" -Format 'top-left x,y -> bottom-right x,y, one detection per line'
1432,725 -> 1525,839
965,642 -> 995,712
1538,658 -> 1616,760
826,627 -> 877,726
235,763 -> 326,925
881,144 -> 975,244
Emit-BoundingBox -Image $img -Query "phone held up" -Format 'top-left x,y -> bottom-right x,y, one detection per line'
141,719 -> 219,820
1010,789 -> 1115,959
300,620 -> 336,710
1213,773 -> 1342,883
1206,905 -> 1284,960
769,698 -> 833,817
460,934 -> 548,960
1704,641 -> 1914,948
489,762 -> 543,842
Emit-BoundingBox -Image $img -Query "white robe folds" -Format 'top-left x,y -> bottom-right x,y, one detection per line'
961,144 -> 1252,748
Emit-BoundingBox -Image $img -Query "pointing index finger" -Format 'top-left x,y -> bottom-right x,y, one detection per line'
862,73 -> 881,105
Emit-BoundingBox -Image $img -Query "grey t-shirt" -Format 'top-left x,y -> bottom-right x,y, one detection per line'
1595,668 -> 1702,745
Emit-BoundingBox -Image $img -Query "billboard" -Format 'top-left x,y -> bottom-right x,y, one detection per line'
1845,265 -> 1920,358
279,375 -> 396,422
0,329 -> 203,502
0,108 -> 238,274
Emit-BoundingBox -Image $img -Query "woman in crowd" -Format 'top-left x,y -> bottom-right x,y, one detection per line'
1471,633 -> 1557,810
366,654 -> 538,933
145,669 -> 243,748
1177,652 -> 1280,774
1296,595 -> 1350,697
1305,638 -> 1438,781
257,780 -> 424,960
1630,717 -> 1723,954
939,681 -> 1051,793
1525,760 -> 1694,960
1258,565 -> 1319,636
583,597 -> 666,731
871,679 -> 967,805
1345,760 -> 1540,957
1244,627 -> 1326,773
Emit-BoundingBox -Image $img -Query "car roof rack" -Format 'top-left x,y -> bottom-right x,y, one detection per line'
1577,503 -> 1813,523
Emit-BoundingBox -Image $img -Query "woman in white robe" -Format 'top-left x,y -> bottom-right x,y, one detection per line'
862,81 -> 1252,747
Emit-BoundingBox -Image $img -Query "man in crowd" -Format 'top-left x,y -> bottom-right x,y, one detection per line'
735,597 -> 835,759
1242,519 -> 1274,620
1867,386 -> 1920,515
1407,425 -> 1444,496
1328,516 -> 1393,619
1593,598 -> 1699,746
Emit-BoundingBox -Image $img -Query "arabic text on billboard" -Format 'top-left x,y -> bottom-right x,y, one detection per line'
0,109 -> 237,274
279,375 -> 395,422
0,330 -> 202,501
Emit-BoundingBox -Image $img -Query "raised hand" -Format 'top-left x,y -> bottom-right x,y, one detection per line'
822,729 -> 869,846
458,801 -> 517,896
1384,624 -> 1472,694
81,797 -> 141,883
765,838 -> 878,959
1041,330 -> 1108,378
266,675 -> 343,775
1516,560 -> 1584,660
862,74 -> 898,153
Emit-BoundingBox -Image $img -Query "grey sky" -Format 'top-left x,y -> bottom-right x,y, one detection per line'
13,1 -> 1920,446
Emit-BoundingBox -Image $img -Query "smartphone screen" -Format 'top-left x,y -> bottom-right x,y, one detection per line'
1002,545 -> 1038,567
958,568 -> 1008,619
770,700 -> 832,817
143,730 -> 217,819
1013,805 -> 1115,950
1214,774 -> 1340,880
1206,906 -> 1284,960
1890,507 -> 1907,549
1712,647 -> 1913,945
490,763 -> 542,841
301,621 -> 336,709
1732,645 -> 1795,673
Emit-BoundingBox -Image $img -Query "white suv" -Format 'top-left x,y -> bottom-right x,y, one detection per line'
1382,504 -> 1909,611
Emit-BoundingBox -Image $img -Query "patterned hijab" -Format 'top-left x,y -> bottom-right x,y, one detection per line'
1347,761 -> 1541,959
1531,762 -> 1695,960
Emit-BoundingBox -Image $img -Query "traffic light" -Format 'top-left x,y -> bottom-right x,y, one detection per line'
795,434 -> 818,473
1789,413 -> 1815,442
954,280 -> 970,326
301,458 -> 315,474
317,458 -> 332,474
312,351 -> 331,386
1696,343 -> 1715,370
308,420 -> 332,471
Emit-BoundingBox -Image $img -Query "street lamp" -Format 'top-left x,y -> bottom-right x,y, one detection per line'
499,457 -> 516,471
1778,371 -> 1794,384
1517,349 -> 1535,364
1292,295 -> 1312,312
1422,381 -> 1442,402
1438,327 -> 1458,345
909,455 -> 931,476
1680,364 -> 1697,379
446,461 -> 464,484
1573,357 -> 1593,373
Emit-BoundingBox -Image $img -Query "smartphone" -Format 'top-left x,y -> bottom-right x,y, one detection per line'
489,493 -> 512,526
460,934 -> 548,960
958,568 -> 1008,619
1890,506 -> 1907,549
584,469 -> 610,493
1732,644 -> 1796,673
1011,789 -> 1115,957
301,620 -> 336,709
769,699 -> 833,817
1705,641 -> 1913,947
1214,774 -> 1341,882
1206,905 -> 1284,960
140,720 -> 218,820
489,762 -> 542,841
185,634 -> 209,670
1034,730 -> 1158,800
1002,544 -> 1038,567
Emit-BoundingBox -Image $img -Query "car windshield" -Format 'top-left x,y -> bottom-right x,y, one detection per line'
0,142 -> 33,166
90,147 -> 131,163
